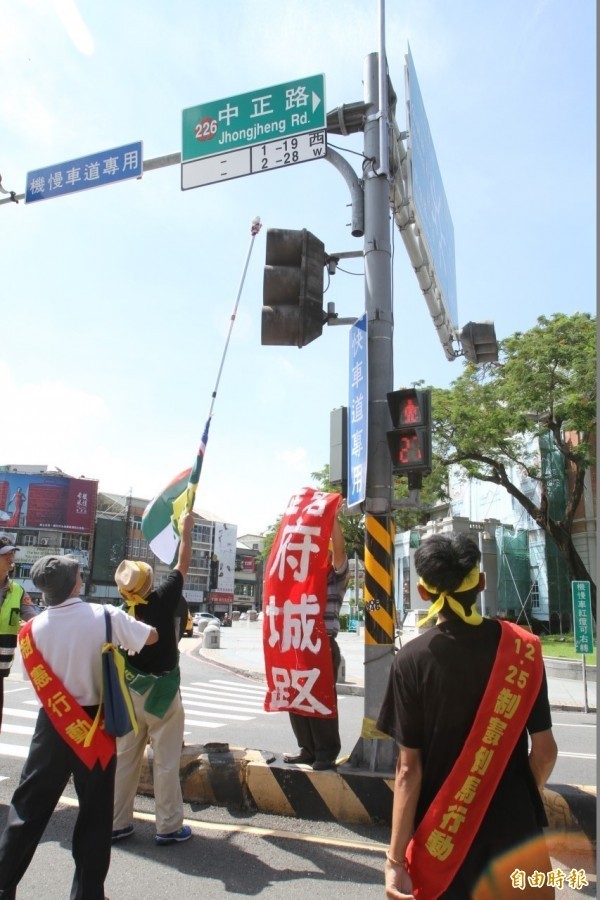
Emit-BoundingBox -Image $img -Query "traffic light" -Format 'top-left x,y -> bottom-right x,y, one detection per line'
209,555 -> 219,590
459,321 -> 499,364
261,228 -> 326,348
387,388 -> 432,478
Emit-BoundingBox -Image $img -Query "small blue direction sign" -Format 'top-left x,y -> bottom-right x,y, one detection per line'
572,581 -> 594,655
25,141 -> 143,204
347,314 -> 368,509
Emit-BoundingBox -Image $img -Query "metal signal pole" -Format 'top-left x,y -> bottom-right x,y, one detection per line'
349,50 -> 397,771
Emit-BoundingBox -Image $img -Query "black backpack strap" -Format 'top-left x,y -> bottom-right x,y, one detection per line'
103,608 -> 113,643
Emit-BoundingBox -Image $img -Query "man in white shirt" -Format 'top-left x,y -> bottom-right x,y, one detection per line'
0,554 -> 158,900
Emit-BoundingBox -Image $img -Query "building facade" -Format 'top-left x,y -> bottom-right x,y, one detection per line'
0,465 -> 239,620
234,534 -> 265,616
92,493 -> 237,617
0,465 -> 97,601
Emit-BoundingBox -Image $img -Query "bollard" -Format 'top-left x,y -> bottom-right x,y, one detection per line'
337,653 -> 346,684
203,623 -> 220,649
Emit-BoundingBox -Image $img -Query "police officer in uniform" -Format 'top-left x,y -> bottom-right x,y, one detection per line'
0,535 -> 38,731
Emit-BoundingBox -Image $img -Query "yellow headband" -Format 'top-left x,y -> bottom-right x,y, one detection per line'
418,565 -> 483,627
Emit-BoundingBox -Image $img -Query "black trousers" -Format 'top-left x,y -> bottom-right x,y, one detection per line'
288,635 -> 341,763
0,707 -> 116,900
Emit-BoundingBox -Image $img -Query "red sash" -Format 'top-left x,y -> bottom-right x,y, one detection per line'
406,621 -> 544,899
19,620 -> 115,771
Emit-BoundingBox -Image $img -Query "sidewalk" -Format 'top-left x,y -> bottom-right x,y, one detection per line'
195,621 -> 597,712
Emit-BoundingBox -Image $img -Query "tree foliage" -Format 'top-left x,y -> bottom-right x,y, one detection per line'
433,312 -> 596,614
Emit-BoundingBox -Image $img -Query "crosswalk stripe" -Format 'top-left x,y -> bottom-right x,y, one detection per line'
185,686 -> 264,702
2,707 -> 38,720
0,742 -> 28,759
181,692 -> 265,712
184,721 -> 223,730
184,709 -> 254,721
182,697 -> 267,715
196,679 -> 265,694
1,677 -> 268,758
1,724 -> 34,736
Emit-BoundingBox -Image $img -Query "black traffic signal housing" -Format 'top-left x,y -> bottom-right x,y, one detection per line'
459,321 -> 499,364
209,554 -> 219,590
261,228 -> 326,348
387,388 -> 432,485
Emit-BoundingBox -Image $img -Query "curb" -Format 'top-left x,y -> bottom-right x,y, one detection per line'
197,646 -> 596,709
197,645 -> 365,696
138,742 -> 597,843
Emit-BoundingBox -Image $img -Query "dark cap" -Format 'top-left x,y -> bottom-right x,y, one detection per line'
0,536 -> 17,556
31,555 -> 80,606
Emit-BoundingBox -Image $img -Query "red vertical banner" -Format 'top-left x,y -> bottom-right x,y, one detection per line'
263,488 -> 341,718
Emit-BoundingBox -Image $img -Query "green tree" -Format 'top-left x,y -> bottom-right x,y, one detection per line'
433,312 -> 596,616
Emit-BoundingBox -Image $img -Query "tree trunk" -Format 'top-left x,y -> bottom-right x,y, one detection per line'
545,518 -> 597,620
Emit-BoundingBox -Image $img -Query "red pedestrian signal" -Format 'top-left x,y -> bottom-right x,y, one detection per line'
387,388 -> 432,476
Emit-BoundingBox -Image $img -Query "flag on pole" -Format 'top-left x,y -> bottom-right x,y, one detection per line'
142,419 -> 211,565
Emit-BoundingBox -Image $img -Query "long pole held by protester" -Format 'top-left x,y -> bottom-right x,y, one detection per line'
142,216 -> 262,564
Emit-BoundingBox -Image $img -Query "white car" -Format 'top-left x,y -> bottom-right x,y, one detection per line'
192,612 -> 220,626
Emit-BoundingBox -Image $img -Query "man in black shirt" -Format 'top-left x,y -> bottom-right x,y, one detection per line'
377,533 -> 557,899
111,512 -> 193,846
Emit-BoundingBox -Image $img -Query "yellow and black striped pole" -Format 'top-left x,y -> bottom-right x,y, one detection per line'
352,513 -> 397,766
363,513 -> 396,646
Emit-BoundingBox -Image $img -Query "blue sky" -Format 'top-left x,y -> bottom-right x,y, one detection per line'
2,0 -> 596,536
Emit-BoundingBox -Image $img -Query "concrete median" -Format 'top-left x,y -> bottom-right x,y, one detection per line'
137,741 -> 597,853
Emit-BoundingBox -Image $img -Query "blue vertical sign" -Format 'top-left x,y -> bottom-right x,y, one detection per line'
347,314 -> 368,508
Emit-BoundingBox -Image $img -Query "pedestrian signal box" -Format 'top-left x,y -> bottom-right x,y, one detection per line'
387,388 -> 432,476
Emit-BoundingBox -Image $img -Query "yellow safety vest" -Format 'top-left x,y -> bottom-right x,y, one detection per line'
0,581 -> 25,635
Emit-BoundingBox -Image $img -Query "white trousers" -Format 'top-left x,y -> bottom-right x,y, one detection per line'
112,687 -> 184,835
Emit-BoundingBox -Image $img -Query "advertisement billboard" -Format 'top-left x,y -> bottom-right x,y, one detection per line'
0,472 -> 98,533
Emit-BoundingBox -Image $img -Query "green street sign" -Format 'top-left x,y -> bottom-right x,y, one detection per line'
572,580 -> 594,655
182,74 -> 326,162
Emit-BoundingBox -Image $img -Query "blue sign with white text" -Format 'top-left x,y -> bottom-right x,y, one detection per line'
347,313 -> 368,509
25,141 -> 143,203
406,49 -> 458,329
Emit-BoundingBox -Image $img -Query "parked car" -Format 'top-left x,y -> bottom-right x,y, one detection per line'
193,612 -> 220,626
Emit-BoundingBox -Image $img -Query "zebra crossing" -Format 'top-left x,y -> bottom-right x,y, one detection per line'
0,676 -> 268,760
181,678 -> 267,732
